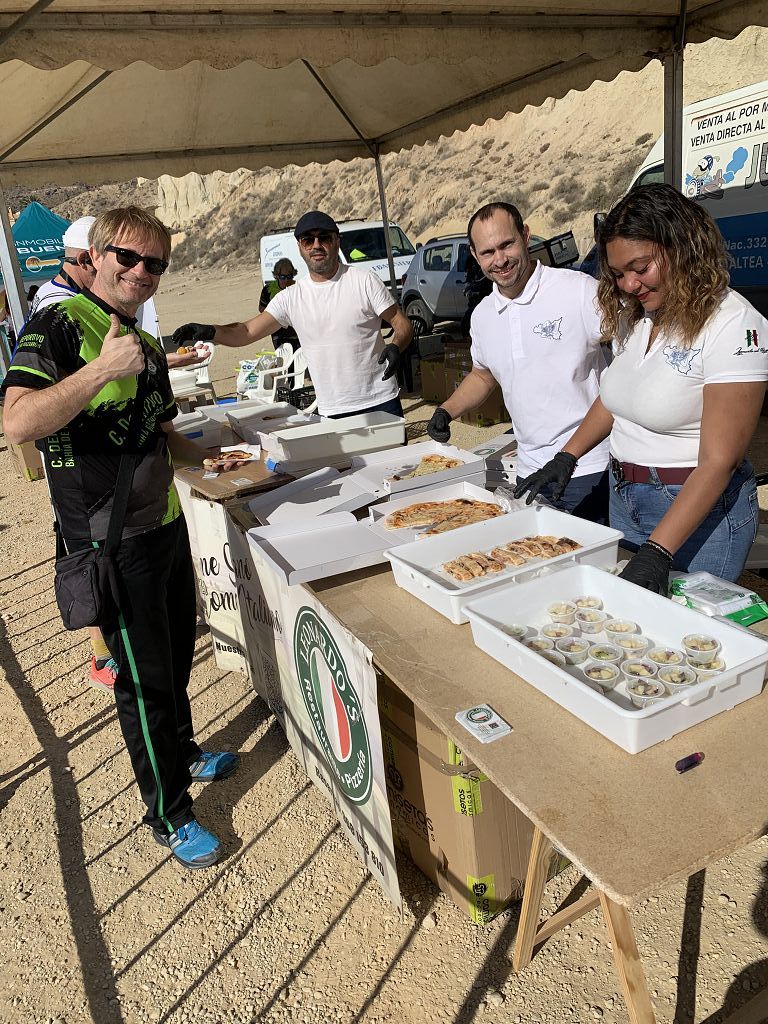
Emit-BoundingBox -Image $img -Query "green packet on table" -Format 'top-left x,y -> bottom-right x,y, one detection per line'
670,571 -> 768,627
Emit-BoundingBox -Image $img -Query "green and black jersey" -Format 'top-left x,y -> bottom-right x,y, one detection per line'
3,289 -> 181,544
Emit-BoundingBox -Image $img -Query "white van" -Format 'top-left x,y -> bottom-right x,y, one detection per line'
259,219 -> 416,296
585,79 -> 768,316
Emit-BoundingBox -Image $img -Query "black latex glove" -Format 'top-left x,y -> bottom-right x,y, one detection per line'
513,451 -> 577,505
427,407 -> 453,443
618,541 -> 673,595
171,322 -> 216,347
377,343 -> 401,381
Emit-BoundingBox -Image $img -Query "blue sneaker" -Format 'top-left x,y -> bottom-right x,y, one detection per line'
188,750 -> 240,782
153,819 -> 222,869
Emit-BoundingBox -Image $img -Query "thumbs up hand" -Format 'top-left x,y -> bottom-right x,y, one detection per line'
97,314 -> 145,380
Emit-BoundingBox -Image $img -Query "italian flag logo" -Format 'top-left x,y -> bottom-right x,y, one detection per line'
746,329 -> 760,349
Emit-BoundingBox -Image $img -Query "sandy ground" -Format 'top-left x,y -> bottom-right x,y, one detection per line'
2,269 -> 768,1024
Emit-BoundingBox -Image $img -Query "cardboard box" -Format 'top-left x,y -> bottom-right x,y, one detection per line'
9,441 -> 44,482
460,388 -> 510,428
444,340 -> 473,371
378,674 -> 567,923
419,356 -> 449,404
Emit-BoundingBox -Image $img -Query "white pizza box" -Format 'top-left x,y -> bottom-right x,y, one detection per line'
247,512 -> 398,584
464,564 -> 768,754
173,410 -> 224,448
246,468 -> 376,525
368,480 -> 503,541
226,402 -> 300,440
470,434 -> 518,466
385,505 -> 622,624
266,410 -> 405,463
349,441 -> 484,497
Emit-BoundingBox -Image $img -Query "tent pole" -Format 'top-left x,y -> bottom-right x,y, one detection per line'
663,0 -> 687,190
0,177 -> 28,374
373,148 -> 398,303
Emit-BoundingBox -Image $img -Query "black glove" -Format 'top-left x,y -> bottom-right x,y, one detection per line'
377,343 -> 401,381
171,323 -> 216,347
513,451 -> 577,505
427,407 -> 453,443
618,541 -> 673,595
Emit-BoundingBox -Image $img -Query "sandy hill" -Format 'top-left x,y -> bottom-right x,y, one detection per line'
6,26 -> 766,272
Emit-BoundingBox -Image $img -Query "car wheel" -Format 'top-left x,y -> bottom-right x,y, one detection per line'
405,299 -> 433,336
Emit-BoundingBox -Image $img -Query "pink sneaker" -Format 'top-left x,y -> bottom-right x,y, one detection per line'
89,657 -> 117,692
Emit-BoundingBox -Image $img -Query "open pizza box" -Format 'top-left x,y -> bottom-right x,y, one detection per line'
368,480 -> 505,542
246,467 -> 376,525
348,441 -> 485,496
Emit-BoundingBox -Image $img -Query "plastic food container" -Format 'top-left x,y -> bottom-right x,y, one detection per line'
622,659 -> 658,683
548,601 -> 577,625
503,623 -> 534,642
541,650 -> 567,667
647,646 -> 686,668
540,623 -> 577,641
554,637 -> 590,665
604,618 -> 640,639
627,678 -> 668,708
574,595 -> 603,610
690,656 -> 726,680
614,633 -> 651,657
582,662 -> 620,691
658,666 -> 698,694
527,637 -> 555,653
682,633 -> 722,665
587,642 -> 623,665
575,609 -> 609,634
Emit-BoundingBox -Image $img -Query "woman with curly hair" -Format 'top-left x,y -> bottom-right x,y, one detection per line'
516,183 -> 768,592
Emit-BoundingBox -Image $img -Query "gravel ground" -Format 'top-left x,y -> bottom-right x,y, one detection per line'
2,270 -> 768,1023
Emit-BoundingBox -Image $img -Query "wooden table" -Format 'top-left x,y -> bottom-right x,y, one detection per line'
310,565 -> 768,1024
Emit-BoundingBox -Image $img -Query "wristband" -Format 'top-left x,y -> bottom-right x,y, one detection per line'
645,539 -> 673,560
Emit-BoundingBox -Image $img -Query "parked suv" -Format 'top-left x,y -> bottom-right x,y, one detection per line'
401,230 -> 580,334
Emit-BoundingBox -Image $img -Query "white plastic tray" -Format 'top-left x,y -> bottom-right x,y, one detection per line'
349,440 -> 484,496
272,410 -> 405,461
385,505 -> 622,624
246,468 -> 375,524
368,479 -> 502,542
464,564 -> 768,753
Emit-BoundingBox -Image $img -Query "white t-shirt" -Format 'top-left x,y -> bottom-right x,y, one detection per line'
266,263 -> 397,416
470,262 -> 609,478
601,289 -> 768,467
32,279 -> 160,338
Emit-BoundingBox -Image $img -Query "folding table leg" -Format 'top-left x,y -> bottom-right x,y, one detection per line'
513,826 -> 554,972
599,891 -> 656,1024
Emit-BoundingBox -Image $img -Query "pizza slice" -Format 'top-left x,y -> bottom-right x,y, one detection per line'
490,546 -> 527,566
467,552 -> 505,573
443,559 -> 475,582
391,454 -> 464,481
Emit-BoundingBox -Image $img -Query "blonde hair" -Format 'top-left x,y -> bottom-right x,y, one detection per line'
597,183 -> 729,349
90,206 -> 172,261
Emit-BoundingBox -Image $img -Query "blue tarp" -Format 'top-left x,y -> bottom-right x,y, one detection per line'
0,201 -> 70,286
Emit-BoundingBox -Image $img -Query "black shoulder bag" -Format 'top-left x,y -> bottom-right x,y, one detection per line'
53,372 -> 146,631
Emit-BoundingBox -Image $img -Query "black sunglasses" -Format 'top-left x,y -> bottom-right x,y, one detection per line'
105,244 -> 169,276
298,232 -> 335,248
276,273 -> 295,281
63,254 -> 93,268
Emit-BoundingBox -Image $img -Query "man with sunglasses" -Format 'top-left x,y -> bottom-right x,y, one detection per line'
258,257 -> 300,353
173,210 -> 413,418
3,206 -> 239,871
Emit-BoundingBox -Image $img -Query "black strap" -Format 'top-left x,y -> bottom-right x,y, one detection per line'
102,365 -> 148,557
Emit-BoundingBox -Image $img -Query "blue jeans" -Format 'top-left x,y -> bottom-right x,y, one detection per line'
327,396 -> 404,420
516,469 -> 610,525
609,460 -> 758,582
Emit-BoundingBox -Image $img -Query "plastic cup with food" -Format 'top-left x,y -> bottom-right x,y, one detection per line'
527,636 -> 555,654
547,601 -> 577,625
627,677 -> 668,708
582,661 -> 620,692
503,623 -> 534,643
540,623 -> 578,641
647,646 -> 686,669
622,659 -> 658,684
682,633 -> 722,665
587,642 -> 623,665
658,665 -> 698,694
690,656 -> 726,680
604,618 -> 640,639
540,650 -> 567,667
575,608 -> 609,634
573,595 -> 604,611
554,637 -> 591,665
614,633 -> 651,657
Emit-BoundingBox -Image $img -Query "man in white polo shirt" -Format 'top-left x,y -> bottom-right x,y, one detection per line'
427,201 -> 610,522
171,210 -> 413,418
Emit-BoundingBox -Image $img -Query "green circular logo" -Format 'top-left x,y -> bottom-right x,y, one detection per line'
293,607 -> 372,805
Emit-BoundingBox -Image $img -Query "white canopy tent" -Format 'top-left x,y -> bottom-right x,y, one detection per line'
1,0 -> 767,370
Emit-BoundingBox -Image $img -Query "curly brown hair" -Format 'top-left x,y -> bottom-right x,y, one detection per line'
596,183 -> 729,349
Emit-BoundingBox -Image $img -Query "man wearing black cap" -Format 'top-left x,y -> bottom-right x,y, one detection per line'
172,210 -> 413,419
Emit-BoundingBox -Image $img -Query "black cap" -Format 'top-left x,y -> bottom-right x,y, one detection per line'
294,211 -> 339,238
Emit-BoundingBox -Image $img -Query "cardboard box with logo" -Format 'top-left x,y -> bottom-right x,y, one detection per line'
9,440 -> 45,482
378,674 -> 567,923
419,355 -> 449,405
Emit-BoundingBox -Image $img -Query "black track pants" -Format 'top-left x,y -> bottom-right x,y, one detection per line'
101,516 -> 200,833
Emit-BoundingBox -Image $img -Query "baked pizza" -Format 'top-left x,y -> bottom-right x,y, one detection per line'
384,498 -> 502,532
203,449 -> 254,468
442,534 -> 583,582
390,454 -> 464,481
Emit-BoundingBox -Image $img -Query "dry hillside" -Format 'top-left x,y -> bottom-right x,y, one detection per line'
6,26 -> 766,272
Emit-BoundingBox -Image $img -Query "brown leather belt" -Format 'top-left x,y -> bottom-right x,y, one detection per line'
610,455 -> 695,485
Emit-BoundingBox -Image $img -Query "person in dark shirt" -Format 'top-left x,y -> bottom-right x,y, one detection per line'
3,206 -> 240,870
258,258 -> 300,352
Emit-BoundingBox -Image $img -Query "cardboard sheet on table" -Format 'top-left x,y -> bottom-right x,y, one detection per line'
175,449 -> 290,503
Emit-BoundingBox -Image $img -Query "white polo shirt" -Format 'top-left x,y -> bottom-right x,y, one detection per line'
267,263 -> 398,416
601,289 -> 768,468
470,262 -> 609,478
